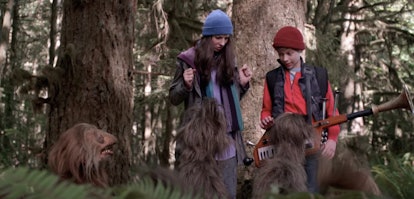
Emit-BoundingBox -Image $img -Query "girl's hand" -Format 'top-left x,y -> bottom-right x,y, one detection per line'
239,64 -> 252,87
183,68 -> 196,89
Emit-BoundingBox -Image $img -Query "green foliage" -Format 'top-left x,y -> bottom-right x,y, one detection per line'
112,178 -> 200,199
2,0 -> 414,198
0,167 -> 111,199
306,0 -> 414,157
0,117 -> 45,169
132,0 -> 227,166
261,188 -> 383,199
306,29 -> 348,89
4,165 -> 405,199
373,154 -> 414,199
0,166 -> 201,199
0,0 -> 48,170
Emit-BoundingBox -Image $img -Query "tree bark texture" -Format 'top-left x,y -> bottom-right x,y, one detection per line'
232,0 -> 307,175
340,0 -> 365,136
46,0 -> 136,185
48,0 -> 58,67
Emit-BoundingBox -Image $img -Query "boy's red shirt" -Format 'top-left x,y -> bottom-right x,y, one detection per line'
261,70 -> 340,141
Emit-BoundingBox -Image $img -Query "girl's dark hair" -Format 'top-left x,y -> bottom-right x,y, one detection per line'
194,36 -> 236,87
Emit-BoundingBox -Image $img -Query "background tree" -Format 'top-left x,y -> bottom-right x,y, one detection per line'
0,0 -> 14,81
43,1 -> 136,185
132,0 -> 221,166
232,0 -> 307,197
0,0 -> 16,168
0,0 -> 51,169
233,0 -> 307,153
1,0 -> 414,197
305,0 -> 414,155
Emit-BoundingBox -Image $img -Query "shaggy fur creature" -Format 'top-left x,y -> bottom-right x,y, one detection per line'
318,140 -> 381,196
48,123 -> 117,187
252,113 -> 313,198
176,99 -> 231,199
252,114 -> 381,197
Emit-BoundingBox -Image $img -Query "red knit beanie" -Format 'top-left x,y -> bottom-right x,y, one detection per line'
272,26 -> 305,50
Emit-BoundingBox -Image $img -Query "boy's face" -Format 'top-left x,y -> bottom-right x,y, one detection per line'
276,48 -> 302,70
211,35 -> 230,52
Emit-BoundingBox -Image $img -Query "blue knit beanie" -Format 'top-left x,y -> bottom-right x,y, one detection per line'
202,9 -> 233,36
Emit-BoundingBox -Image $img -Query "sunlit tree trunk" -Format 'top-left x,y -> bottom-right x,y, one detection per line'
340,0 -> 365,136
45,0 -> 136,185
143,64 -> 154,162
232,0 -> 307,182
0,0 -> 14,81
48,0 -> 59,67
0,0 -> 14,131
0,0 -> 16,166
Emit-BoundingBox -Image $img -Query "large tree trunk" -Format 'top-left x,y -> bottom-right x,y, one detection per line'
232,0 -> 306,162
233,0 -> 307,142
45,1 -> 136,185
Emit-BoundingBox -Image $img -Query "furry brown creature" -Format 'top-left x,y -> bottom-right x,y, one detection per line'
175,99 -> 231,199
252,113 -> 313,198
252,114 -> 381,197
318,140 -> 381,196
47,123 -> 117,187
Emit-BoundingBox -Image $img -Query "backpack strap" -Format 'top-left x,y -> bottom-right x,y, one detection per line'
314,66 -> 328,96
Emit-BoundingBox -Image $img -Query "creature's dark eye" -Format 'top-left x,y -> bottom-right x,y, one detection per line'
97,133 -> 104,144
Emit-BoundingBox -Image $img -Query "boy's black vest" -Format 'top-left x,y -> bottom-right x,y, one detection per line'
265,61 -> 328,121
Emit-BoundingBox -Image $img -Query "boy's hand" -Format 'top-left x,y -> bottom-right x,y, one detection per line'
260,116 -> 274,129
321,139 -> 337,159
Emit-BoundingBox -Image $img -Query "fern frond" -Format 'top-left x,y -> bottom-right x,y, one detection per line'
0,167 -> 112,199
112,177 -> 200,199
372,154 -> 414,199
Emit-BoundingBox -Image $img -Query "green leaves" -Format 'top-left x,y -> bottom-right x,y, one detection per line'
0,167 -> 198,199
373,154 -> 414,199
112,178 -> 198,199
0,167 -> 110,199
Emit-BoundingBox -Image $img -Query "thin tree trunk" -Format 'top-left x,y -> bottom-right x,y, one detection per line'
340,0 -> 365,136
2,0 -> 18,133
1,0 -> 19,166
143,64 -> 153,162
49,0 -> 58,67
161,102 -> 172,167
0,0 -> 14,83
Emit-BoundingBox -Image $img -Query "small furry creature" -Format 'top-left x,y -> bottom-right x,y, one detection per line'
252,113 -> 382,197
253,113 -> 313,198
176,99 -> 231,199
48,123 -> 117,187
318,141 -> 382,196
